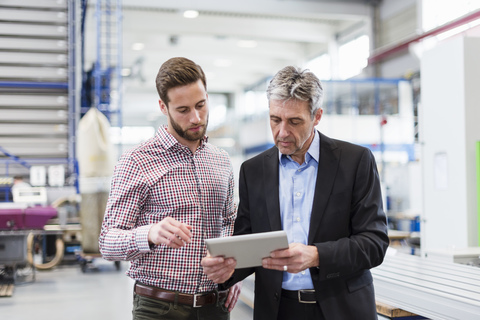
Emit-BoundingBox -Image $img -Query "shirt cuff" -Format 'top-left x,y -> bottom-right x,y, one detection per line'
135,224 -> 153,253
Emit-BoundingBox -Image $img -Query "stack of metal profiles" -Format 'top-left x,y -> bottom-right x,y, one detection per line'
0,0 -> 76,181
372,251 -> 480,319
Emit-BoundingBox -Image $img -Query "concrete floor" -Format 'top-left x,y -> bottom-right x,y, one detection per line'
0,259 -> 253,320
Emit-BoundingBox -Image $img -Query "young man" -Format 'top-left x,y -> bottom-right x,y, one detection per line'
202,66 -> 389,320
99,57 -> 240,319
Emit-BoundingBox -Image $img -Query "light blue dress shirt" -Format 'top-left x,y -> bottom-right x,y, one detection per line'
278,130 -> 319,290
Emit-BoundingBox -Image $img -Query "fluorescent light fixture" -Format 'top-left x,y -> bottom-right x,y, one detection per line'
183,10 -> 199,18
237,40 -> 258,48
132,42 -> 145,51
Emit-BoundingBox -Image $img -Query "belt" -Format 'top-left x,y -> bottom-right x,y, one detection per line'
134,283 -> 229,308
281,289 -> 317,304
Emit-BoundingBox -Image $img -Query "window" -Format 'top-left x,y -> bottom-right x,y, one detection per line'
338,35 -> 369,80
422,0 -> 480,32
304,54 -> 331,80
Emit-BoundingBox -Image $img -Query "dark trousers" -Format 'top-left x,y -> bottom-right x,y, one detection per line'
133,292 -> 230,320
277,292 -> 325,320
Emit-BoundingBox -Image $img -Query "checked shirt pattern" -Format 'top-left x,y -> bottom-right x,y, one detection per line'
99,126 -> 236,294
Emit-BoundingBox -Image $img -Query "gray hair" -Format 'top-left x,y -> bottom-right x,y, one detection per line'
266,66 -> 323,118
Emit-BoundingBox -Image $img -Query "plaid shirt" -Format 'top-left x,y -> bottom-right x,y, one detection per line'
99,126 -> 236,294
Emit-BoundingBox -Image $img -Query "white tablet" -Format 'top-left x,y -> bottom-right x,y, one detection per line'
205,230 -> 289,268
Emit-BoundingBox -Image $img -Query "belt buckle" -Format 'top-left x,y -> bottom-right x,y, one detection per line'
193,292 -> 211,308
298,289 -> 316,304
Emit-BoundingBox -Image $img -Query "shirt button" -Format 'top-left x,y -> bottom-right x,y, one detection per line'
296,192 -> 301,197
296,217 -> 300,222
302,271 -> 306,275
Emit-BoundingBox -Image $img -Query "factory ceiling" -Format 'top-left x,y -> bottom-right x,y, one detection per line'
84,0 -> 374,94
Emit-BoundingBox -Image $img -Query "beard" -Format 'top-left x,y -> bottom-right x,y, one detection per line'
169,114 -> 208,142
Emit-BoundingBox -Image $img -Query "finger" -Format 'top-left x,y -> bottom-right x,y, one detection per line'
175,222 -> 193,239
163,223 -> 192,244
269,247 -> 291,259
201,256 -> 225,267
226,290 -> 238,311
225,288 -> 234,308
201,257 -> 235,282
207,262 -> 235,283
226,282 -> 242,311
158,230 -> 185,248
203,264 -> 224,279
262,257 -> 289,270
228,296 -> 238,311
166,237 -> 184,248
210,268 -> 234,283
162,217 -> 193,241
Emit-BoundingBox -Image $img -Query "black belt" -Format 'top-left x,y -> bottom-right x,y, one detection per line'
134,283 -> 229,308
282,289 -> 317,304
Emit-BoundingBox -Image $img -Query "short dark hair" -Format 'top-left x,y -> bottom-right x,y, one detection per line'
155,57 -> 207,106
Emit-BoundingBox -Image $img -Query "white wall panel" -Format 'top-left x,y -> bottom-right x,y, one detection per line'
420,36 -> 480,250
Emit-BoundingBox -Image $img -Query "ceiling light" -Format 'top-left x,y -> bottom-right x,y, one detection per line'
132,42 -> 145,51
121,68 -> 131,77
237,40 -> 258,48
183,10 -> 199,18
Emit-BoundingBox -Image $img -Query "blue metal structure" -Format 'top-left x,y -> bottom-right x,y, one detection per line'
81,0 -> 122,129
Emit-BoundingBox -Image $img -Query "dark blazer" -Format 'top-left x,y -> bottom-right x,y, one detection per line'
228,131 -> 389,320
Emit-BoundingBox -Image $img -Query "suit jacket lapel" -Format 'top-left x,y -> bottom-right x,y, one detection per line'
308,132 -> 340,243
263,147 -> 283,231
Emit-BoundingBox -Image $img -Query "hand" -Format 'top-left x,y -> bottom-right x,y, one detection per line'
201,252 -> 236,284
224,282 -> 242,312
148,217 -> 192,249
262,243 -> 319,273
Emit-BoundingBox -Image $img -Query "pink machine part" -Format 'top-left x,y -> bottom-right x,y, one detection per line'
0,206 -> 57,230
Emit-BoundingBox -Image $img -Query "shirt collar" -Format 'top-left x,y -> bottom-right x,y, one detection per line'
279,130 -> 320,166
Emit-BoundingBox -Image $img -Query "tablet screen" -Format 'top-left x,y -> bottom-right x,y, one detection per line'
205,230 -> 289,268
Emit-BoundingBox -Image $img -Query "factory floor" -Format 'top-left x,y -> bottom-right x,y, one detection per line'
0,259 -> 254,320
